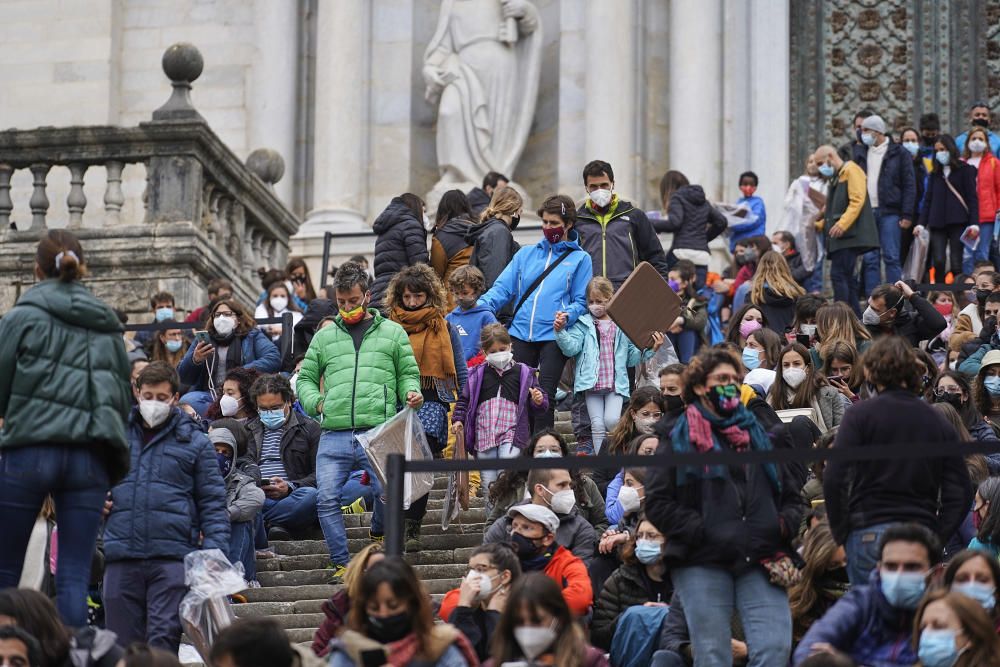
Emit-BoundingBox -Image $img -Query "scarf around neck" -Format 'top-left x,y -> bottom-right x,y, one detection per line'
390,306 -> 457,387
670,401 -> 780,491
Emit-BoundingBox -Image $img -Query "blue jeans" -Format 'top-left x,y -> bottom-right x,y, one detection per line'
668,329 -> 700,363
829,248 -> 861,316
964,223 -> 996,273
0,445 -> 109,628
861,209 -> 901,296
104,559 -> 186,652
804,238 -> 825,293
585,391 -> 624,454
228,520 -> 257,581
732,281 -> 752,311
316,430 -> 384,565
650,651 -> 686,667
341,469 -> 374,508
671,566 -> 792,667
846,521 -> 895,586
263,486 -> 319,530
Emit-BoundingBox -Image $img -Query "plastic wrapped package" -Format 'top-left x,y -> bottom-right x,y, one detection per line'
903,225 -> 930,282
178,549 -> 245,661
358,408 -> 434,511
442,428 -> 470,530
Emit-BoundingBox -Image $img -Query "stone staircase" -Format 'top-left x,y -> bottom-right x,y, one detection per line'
231,475 -> 487,649
182,410 -> 577,662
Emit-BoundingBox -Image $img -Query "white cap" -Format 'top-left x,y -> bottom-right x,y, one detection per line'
508,504 -> 560,534
861,115 -> 887,134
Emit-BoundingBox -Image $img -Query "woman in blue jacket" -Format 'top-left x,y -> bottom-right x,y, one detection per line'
478,194 -> 593,428
178,298 -> 281,415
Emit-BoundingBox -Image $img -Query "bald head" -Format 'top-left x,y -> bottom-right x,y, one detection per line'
813,144 -> 842,171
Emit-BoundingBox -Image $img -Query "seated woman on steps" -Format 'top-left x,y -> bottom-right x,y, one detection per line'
311,543 -> 384,657
326,557 -> 478,667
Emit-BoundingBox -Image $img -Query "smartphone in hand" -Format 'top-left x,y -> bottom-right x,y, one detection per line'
193,330 -> 212,347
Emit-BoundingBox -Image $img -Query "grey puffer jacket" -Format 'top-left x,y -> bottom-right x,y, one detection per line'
218,437 -> 264,523
662,185 -> 728,254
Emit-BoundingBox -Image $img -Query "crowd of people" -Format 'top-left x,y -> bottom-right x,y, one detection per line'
4,113 -> 1000,667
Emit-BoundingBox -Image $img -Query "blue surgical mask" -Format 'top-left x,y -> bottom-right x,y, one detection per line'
936,150 -> 951,166
918,628 -> 960,667
985,376 -> 1000,397
260,408 -> 287,430
165,339 -> 183,353
818,163 -> 835,178
634,539 -> 663,565
903,141 -> 920,156
861,132 -> 875,146
155,307 -> 174,322
741,346 -> 761,371
952,580 -> 996,610
880,570 -> 927,609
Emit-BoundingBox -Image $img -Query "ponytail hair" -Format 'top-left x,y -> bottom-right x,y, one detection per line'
36,229 -> 86,282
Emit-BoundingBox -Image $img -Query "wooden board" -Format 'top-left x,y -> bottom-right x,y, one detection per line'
606,261 -> 682,349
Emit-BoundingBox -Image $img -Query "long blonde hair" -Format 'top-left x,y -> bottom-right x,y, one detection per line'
751,251 -> 805,303
816,302 -> 871,347
480,186 -> 522,223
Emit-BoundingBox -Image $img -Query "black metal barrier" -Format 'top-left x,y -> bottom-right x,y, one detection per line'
124,312 -> 295,365
381,438 -> 1000,556
910,282 -> 972,292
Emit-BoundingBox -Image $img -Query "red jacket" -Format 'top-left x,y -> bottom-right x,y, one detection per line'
972,152 -> 1000,224
439,546 -> 593,621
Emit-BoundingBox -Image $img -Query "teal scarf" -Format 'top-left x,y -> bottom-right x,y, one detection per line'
669,401 -> 780,491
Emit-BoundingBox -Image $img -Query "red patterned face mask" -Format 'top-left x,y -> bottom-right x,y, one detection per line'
543,226 -> 565,244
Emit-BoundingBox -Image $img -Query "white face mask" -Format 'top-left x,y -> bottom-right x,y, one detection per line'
535,450 -> 562,459
544,488 -> 575,515
423,213 -> 434,231
618,485 -> 642,513
514,625 -> 557,660
270,296 -> 288,312
466,570 -> 497,602
772,243 -> 783,253
220,394 -> 242,417
214,315 -> 236,337
589,188 -> 613,208
969,139 -> 988,154
139,399 -> 172,428
783,366 -> 808,389
800,323 -> 817,337
486,350 -> 513,370
289,372 -> 299,398
635,416 -> 658,434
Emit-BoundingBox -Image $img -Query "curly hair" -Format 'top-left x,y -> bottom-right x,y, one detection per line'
384,264 -> 448,315
205,366 -> 261,420
447,264 -> 486,294
682,348 -> 742,405
861,335 -> 921,392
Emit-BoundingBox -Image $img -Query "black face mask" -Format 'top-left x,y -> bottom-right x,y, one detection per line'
934,391 -> 964,409
973,117 -> 990,128
663,394 -> 685,412
510,214 -> 521,230
509,532 -> 544,559
401,302 -> 425,312
976,288 -> 992,303
922,134 -> 937,147
367,611 -> 412,644
822,566 -> 851,586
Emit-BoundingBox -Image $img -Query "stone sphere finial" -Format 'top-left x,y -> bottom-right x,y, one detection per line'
152,43 -> 205,122
162,43 -> 204,85
246,148 -> 286,188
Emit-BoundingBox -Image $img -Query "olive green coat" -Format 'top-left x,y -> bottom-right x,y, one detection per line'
0,280 -> 132,483
297,310 -> 421,430
823,161 -> 879,254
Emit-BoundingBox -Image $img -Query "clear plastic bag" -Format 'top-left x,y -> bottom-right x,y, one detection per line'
903,225 -> 930,282
178,549 -> 245,661
358,408 -> 434,511
442,427 -> 470,530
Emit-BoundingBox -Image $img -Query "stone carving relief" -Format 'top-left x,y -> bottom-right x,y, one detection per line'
422,0 -> 543,200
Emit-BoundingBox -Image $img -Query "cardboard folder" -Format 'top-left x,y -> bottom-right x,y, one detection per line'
606,261 -> 682,349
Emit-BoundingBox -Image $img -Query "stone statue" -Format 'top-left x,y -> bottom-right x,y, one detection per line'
423,0 -> 542,201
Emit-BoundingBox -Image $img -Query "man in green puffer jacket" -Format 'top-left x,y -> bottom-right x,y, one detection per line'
297,263 -> 422,578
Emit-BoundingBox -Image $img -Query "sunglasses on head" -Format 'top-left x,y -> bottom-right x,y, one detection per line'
290,275 -> 307,284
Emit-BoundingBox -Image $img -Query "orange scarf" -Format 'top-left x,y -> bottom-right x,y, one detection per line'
390,306 -> 457,386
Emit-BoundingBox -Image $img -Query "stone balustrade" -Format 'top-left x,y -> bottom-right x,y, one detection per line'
0,43 -> 299,314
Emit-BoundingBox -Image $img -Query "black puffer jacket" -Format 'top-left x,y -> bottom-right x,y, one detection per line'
592,561 -> 672,650
466,217 -> 517,291
661,185 -> 728,254
754,287 -> 797,336
645,415 -> 805,573
370,198 -> 428,308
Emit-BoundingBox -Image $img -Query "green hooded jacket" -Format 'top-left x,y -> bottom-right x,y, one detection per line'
0,280 -> 132,484
297,309 -> 420,431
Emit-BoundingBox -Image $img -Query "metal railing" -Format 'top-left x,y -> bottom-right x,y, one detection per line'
380,437 -> 1000,556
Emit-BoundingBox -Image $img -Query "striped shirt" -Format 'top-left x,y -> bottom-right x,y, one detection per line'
258,428 -> 288,480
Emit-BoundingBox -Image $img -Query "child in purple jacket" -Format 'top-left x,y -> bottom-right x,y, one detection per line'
451,323 -> 548,494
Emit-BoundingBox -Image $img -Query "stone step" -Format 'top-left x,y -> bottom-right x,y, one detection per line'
257,563 -> 471,587
235,611 -> 325,630
233,599 -> 327,616
342,522 -> 485,540
284,628 -> 317,644
272,532 -> 484,556
258,548 -> 481,572
243,578 -> 458,604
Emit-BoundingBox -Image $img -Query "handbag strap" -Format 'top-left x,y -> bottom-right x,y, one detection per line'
943,173 -> 969,213
511,248 -> 575,318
